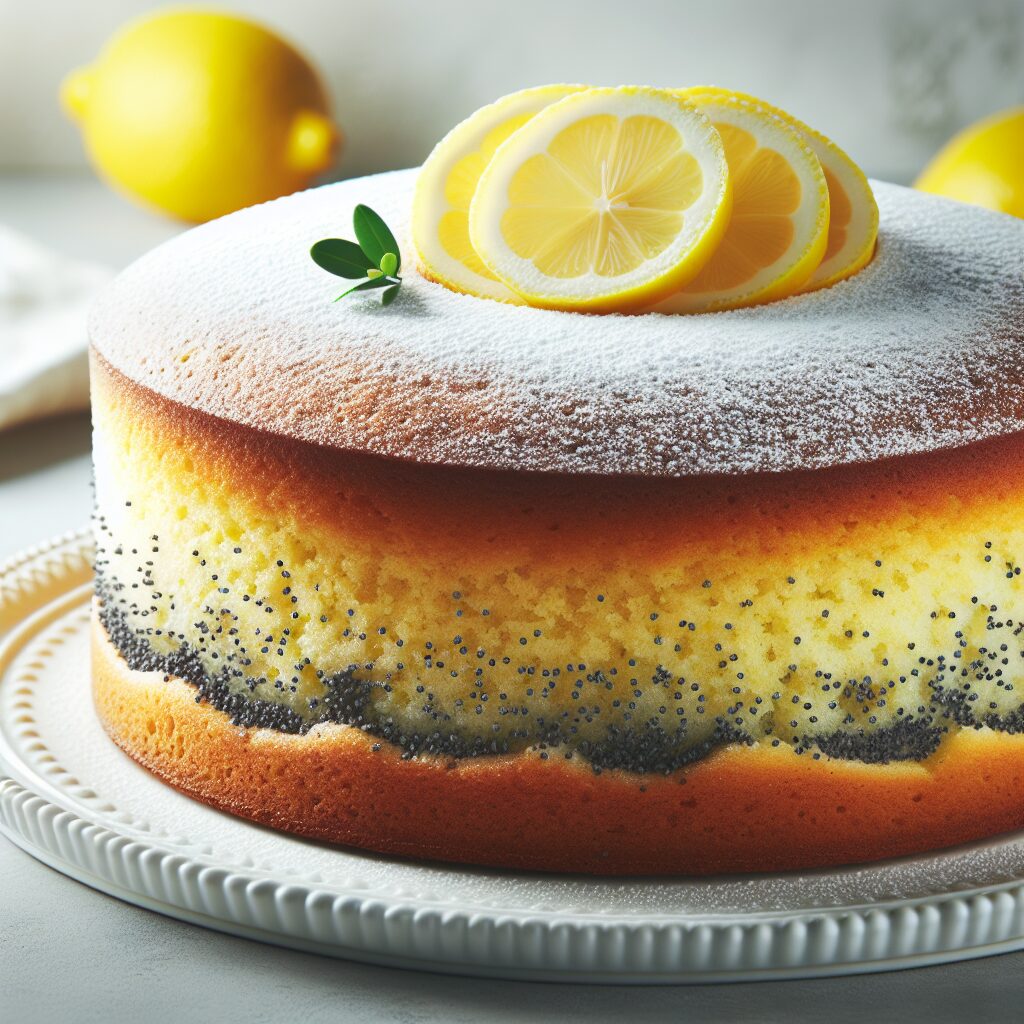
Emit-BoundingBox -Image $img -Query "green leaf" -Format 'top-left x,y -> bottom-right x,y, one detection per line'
381,283 -> 401,306
353,205 -> 401,272
379,252 -> 398,277
333,276 -> 392,302
310,238 -> 373,279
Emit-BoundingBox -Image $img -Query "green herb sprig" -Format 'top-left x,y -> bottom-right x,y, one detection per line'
310,204 -> 403,306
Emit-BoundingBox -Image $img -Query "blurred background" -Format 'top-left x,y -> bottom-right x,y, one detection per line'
3,0 -> 1022,184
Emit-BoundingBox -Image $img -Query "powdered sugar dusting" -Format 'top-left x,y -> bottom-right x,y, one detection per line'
89,169 -> 1024,477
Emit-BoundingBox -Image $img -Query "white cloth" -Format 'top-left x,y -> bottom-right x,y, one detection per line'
0,225 -> 111,432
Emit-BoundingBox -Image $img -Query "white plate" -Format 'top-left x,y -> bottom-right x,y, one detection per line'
3,531 -> 1024,983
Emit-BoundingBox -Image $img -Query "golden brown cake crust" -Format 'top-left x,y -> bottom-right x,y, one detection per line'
93,613 -> 1024,876
91,351 -> 1024,566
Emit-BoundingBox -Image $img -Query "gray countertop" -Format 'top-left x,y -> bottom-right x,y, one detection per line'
2,174 -> 1023,1024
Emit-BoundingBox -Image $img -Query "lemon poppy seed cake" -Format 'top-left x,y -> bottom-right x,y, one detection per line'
90,168 -> 1024,875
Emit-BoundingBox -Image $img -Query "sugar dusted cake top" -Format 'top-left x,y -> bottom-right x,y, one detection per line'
90,169 -> 1024,477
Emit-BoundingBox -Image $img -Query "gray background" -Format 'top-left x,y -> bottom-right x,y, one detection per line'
2,0 -> 1023,185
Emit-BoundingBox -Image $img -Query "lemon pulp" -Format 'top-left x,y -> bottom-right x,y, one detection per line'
438,115 -> 534,279
500,114 -> 705,278
413,84 -> 584,301
653,90 -> 829,313
682,122 -> 801,292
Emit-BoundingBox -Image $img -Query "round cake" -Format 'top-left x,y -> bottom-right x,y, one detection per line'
89,168 -> 1024,875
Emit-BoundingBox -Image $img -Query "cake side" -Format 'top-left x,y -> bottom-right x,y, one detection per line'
91,350 -> 1024,873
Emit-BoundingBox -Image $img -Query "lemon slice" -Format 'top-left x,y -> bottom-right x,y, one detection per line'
792,124 -> 877,292
413,85 -> 585,302
687,87 -> 878,292
652,88 -> 829,314
467,86 -> 732,313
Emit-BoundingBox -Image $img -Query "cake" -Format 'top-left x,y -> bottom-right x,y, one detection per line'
89,168 -> 1024,875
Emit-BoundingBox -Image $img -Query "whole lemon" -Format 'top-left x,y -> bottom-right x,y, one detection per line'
914,107 -> 1024,219
61,9 -> 340,223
